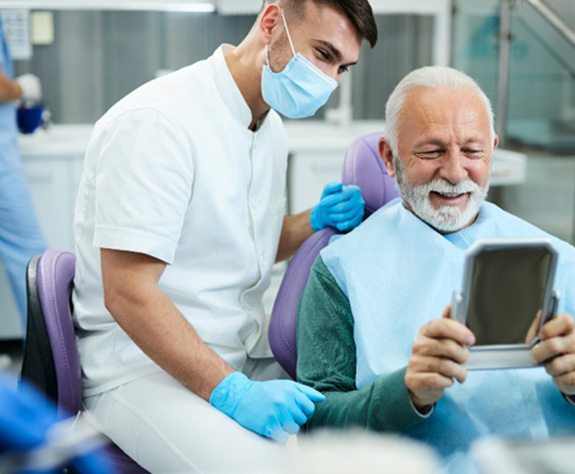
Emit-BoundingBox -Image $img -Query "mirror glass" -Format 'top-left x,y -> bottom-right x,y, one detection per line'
466,247 -> 553,345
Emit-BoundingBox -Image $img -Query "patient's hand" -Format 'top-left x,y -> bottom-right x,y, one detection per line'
405,305 -> 475,410
525,310 -> 542,344
531,313 -> 575,395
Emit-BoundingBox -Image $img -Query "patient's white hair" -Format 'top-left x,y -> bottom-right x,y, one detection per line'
281,429 -> 442,473
385,66 -> 496,157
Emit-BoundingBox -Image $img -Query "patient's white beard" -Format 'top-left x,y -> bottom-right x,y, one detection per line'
396,170 -> 489,232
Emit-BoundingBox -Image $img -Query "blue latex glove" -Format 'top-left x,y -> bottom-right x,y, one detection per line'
310,182 -> 365,232
0,376 -> 57,455
71,448 -> 117,474
210,372 -> 325,443
0,375 -> 113,474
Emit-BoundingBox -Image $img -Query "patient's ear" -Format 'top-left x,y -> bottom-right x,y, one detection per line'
378,138 -> 396,177
493,134 -> 500,152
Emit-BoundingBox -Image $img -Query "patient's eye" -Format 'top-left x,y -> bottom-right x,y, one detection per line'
463,148 -> 485,159
416,149 -> 443,159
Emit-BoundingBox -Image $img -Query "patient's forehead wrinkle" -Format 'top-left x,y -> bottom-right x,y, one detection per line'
398,86 -> 491,150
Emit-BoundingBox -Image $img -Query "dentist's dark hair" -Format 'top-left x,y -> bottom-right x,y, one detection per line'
260,0 -> 378,47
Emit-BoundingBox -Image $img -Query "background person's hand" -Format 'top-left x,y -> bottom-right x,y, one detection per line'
210,372 -> 325,442
405,306 -> 475,410
310,182 -> 365,232
531,312 -> 575,395
15,74 -> 42,103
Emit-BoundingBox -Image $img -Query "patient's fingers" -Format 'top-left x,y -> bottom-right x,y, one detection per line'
539,313 -> 574,340
406,371 -> 455,394
525,310 -> 542,343
552,370 -> 575,396
531,314 -> 575,364
406,317 -> 475,408
419,319 -> 475,346
412,337 -> 470,365
544,353 -> 575,377
410,354 -> 468,384
405,360 -> 462,408
532,332 -> 575,364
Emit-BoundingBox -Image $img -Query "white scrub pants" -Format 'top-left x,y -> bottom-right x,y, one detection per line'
84,358 -> 288,473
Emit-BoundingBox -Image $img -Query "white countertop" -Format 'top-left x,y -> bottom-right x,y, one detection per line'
18,124 -> 94,159
284,120 -> 387,152
18,121 -> 385,156
19,122 -> 527,186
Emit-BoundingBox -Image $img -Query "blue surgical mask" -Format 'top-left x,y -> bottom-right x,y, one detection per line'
261,12 -> 337,119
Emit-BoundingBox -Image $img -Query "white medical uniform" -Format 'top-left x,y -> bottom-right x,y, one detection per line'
73,45 -> 288,472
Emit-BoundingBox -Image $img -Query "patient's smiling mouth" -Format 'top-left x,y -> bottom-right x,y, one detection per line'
430,191 -> 470,207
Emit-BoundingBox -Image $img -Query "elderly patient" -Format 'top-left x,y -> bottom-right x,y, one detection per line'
296,66 -> 575,468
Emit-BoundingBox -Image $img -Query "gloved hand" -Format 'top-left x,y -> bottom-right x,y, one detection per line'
0,375 -> 113,474
210,372 -> 325,443
15,74 -> 42,103
0,375 -> 57,455
310,182 -> 365,232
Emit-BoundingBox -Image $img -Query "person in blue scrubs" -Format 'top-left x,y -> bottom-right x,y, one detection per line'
0,16 -> 45,327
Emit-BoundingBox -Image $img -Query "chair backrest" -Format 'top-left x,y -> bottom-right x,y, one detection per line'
20,249 -> 149,474
21,249 -> 80,417
269,131 -> 399,379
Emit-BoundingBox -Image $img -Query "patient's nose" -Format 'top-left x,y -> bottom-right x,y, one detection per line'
440,151 -> 468,184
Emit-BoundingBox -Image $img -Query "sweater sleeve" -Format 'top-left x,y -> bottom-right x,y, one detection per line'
296,256 -> 427,432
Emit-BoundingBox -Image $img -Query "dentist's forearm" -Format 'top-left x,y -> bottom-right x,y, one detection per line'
275,210 -> 313,262
101,249 -> 234,400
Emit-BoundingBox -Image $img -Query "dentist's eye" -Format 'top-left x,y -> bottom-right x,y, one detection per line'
316,49 -> 330,61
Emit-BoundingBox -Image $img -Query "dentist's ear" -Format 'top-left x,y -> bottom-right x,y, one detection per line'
258,3 -> 282,45
378,137 -> 396,177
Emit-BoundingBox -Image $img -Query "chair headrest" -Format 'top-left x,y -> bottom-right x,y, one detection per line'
341,131 -> 399,217
269,131 -> 401,380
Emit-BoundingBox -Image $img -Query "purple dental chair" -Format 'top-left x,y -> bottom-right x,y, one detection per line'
269,131 -> 400,380
20,249 -> 149,473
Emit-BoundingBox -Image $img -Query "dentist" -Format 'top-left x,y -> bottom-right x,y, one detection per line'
73,1 -> 377,472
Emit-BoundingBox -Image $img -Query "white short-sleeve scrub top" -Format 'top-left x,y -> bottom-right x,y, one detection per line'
73,46 -> 288,396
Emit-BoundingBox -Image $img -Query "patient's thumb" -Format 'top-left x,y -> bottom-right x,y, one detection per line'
525,310 -> 542,343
